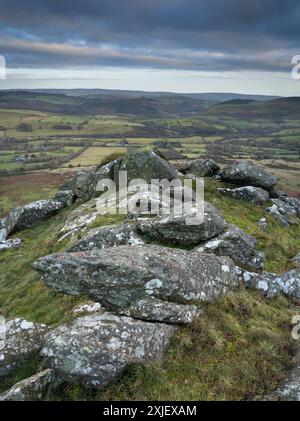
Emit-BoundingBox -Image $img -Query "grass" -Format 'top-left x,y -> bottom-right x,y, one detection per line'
0,172 -> 71,216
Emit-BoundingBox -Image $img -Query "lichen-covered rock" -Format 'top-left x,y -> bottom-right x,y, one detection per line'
268,198 -> 300,227
33,245 -> 238,310
54,189 -> 76,207
72,302 -> 102,315
40,313 -> 175,388
0,220 -> 6,241
282,196 -> 300,216
137,202 -> 226,246
182,158 -> 220,177
0,369 -> 55,401
292,253 -> 300,269
116,147 -> 178,185
238,267 -> 300,299
218,186 -> 270,205
0,318 -> 49,377
123,297 -> 201,324
1,200 -> 63,238
59,184 -> 172,241
236,267 -> 280,298
275,269 -> 300,299
69,223 -> 144,252
58,198 -> 100,241
266,349 -> 300,401
0,238 -> 22,251
58,159 -> 120,203
258,217 -> 267,231
59,169 -> 98,203
194,224 -> 265,270
220,161 -> 277,190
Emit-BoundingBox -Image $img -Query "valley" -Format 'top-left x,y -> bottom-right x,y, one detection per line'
0,90 -> 300,215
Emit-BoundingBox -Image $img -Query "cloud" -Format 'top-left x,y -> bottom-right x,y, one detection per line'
0,0 -> 299,74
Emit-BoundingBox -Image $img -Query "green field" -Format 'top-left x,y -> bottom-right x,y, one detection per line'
66,146 -> 127,167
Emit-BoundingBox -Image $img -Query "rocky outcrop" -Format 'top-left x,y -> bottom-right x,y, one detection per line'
0,369 -> 55,401
68,223 -> 144,252
0,318 -> 49,377
0,200 -> 63,240
182,158 -> 220,177
268,198 -> 300,227
218,186 -> 270,205
219,161 -> 277,191
33,245 -> 238,312
58,184 -> 173,241
137,203 -> 226,246
194,224 -> 265,270
0,238 -> 22,251
41,313 -> 175,388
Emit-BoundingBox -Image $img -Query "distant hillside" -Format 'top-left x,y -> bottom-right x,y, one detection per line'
204,97 -> 300,119
0,90 -> 212,117
10,88 -> 278,102
0,88 -> 295,120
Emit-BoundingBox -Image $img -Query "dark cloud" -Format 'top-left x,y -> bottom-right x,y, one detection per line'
0,0 -> 299,72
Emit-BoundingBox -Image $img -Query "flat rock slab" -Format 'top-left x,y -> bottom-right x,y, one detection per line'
182,158 -> 220,177
194,224 -> 265,271
123,297 -> 201,324
33,245 -> 238,313
0,318 -> 49,377
1,200 -> 63,239
41,313 -> 175,388
220,161 -> 277,190
237,267 -> 300,300
137,202 -> 226,246
0,238 -> 22,251
218,186 -> 270,205
0,369 -> 55,401
69,223 -> 144,252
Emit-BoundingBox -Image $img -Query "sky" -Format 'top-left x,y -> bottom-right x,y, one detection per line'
0,0 -> 300,95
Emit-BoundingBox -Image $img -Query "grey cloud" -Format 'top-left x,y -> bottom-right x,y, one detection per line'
0,0 -> 299,72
